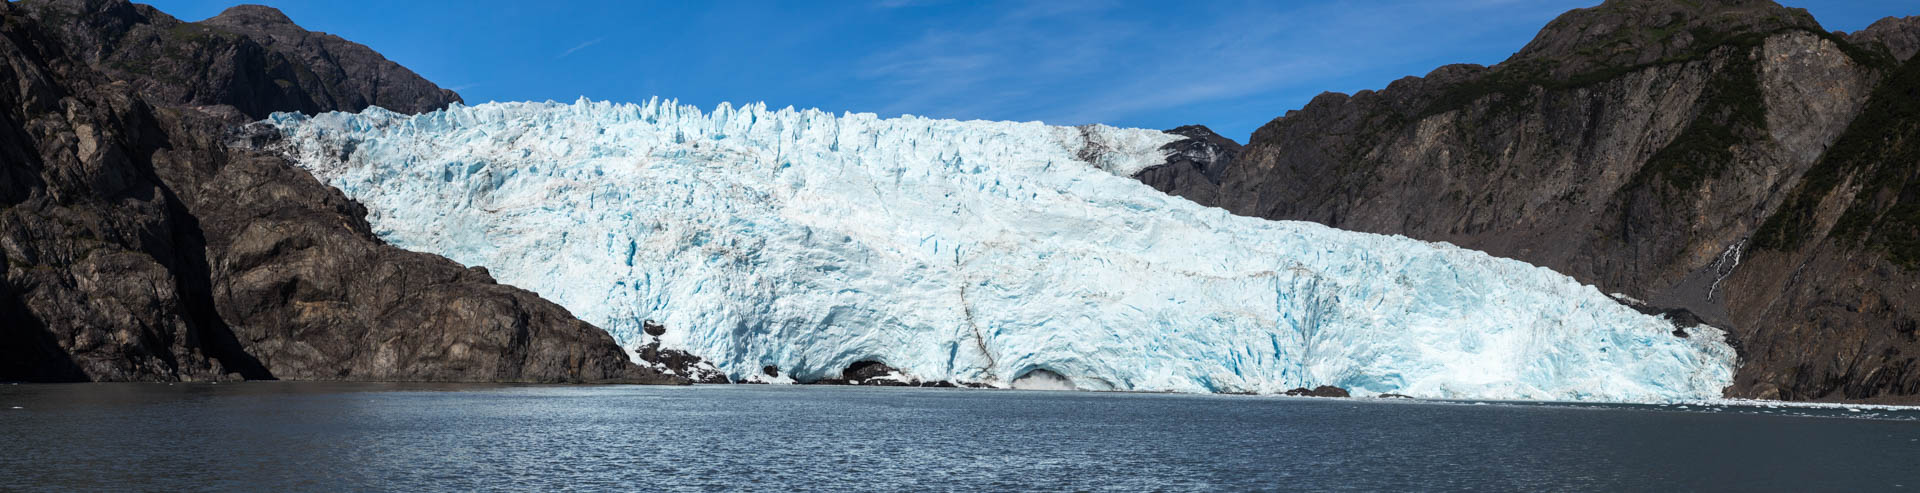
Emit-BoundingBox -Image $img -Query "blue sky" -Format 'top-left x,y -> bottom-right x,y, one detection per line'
145,0 -> 1918,141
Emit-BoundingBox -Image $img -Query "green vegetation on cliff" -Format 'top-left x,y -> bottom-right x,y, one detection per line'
1421,24 -> 1886,120
1418,21 -> 1893,199
1755,53 -> 1920,266
1628,45 -> 1767,192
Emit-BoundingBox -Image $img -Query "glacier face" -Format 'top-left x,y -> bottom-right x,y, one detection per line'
264,98 -> 1736,402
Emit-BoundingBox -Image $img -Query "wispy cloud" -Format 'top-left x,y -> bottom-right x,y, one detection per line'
843,0 -> 1591,138
852,3 -> 1129,119
559,37 -> 604,58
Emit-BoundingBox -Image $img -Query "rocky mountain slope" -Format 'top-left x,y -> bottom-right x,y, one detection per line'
0,0 -> 679,384
1140,0 -> 1920,401
1130,125 -> 1242,206
40,1 -> 459,119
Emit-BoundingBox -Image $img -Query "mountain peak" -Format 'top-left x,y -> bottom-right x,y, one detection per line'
1510,0 -> 1821,76
1850,16 -> 1920,61
1164,125 -> 1239,146
206,5 -> 296,27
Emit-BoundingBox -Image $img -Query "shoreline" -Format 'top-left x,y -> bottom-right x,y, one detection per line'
9,380 -> 1918,412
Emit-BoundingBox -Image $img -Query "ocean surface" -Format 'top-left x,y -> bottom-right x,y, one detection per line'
1,383 -> 1916,491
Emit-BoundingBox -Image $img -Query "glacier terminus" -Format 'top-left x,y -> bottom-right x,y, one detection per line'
263,98 -> 1737,402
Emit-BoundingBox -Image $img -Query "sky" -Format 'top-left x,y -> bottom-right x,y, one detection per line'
141,0 -> 1920,142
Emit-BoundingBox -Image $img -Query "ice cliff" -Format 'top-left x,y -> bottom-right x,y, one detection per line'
264,98 -> 1736,401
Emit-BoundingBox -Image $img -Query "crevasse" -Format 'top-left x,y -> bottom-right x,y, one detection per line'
264,98 -> 1736,402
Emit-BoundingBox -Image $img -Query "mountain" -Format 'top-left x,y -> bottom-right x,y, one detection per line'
258,99 -> 1736,402
1130,125 -> 1242,206
1137,0 -> 1920,401
0,0 -> 677,384
9,0 -> 1907,401
39,1 -> 459,120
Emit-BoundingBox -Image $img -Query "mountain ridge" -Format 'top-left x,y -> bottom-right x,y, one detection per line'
0,0 -> 678,384
1141,0 -> 1920,400
22,0 -> 461,121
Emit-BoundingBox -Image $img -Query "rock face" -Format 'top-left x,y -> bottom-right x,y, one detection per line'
1284,386 -> 1351,398
841,361 -> 897,381
1131,125 -> 1242,204
1731,52 -> 1920,399
631,340 -> 729,384
33,1 -> 460,120
1143,0 -> 1920,400
841,361 -> 914,386
0,0 -> 678,384
627,321 -> 729,384
1850,16 -> 1920,62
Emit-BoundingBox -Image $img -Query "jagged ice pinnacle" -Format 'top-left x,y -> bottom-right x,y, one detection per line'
264,98 -> 1736,401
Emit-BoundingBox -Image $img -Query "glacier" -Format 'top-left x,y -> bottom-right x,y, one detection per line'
262,98 -> 1736,402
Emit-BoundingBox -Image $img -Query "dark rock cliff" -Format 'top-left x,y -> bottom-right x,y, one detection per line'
0,0 -> 679,384
1132,125 -> 1241,205
1144,0 -> 1920,400
1850,16 -> 1920,63
30,0 -> 459,120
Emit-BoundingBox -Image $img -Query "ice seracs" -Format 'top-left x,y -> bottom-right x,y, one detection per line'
263,98 -> 1738,402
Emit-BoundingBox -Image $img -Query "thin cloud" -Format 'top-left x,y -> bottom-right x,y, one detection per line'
853,5 -> 1132,119
843,0 -> 1591,137
559,37 -> 604,58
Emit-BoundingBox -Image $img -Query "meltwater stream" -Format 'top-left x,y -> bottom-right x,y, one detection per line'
2,383 -> 1916,491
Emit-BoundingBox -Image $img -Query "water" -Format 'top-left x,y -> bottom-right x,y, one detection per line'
1,383 -> 1917,491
